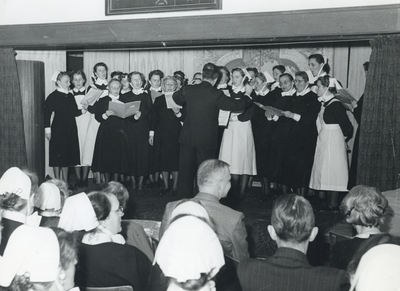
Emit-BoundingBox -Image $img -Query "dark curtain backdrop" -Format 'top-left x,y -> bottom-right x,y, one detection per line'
357,35 -> 400,191
0,48 -> 27,175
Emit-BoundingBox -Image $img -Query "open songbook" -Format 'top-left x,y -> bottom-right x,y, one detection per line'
81,88 -> 103,106
108,100 -> 141,119
253,102 -> 284,116
335,88 -> 359,111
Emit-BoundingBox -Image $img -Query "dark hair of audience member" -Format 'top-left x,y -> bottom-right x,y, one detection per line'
149,69 -> 165,81
273,65 -> 286,74
0,192 -> 27,212
271,194 -> 314,243
317,75 -> 337,94
309,54 -> 331,75
5,276 -> 53,291
347,233 -> 400,276
128,71 -> 146,88
91,182 -> 129,210
295,71 -> 309,83
202,63 -> 220,80
279,72 -> 294,82
87,191 -> 111,221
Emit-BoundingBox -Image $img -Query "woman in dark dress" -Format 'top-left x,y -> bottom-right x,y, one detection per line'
278,71 -> 320,196
251,72 -> 277,197
45,71 -> 86,183
91,79 -> 134,183
121,71 -> 152,190
267,73 -> 296,193
149,76 -> 184,196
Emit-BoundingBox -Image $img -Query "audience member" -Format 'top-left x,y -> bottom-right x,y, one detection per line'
330,185 -> 388,270
237,194 -> 350,291
173,63 -> 253,198
160,159 -> 249,262
154,215 -> 224,291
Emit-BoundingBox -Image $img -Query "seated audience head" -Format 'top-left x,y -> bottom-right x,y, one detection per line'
197,159 -> 231,199
340,185 -> 388,229
0,167 -> 33,216
272,65 -> 286,82
149,69 -> 165,89
268,194 -> 318,251
154,215 -> 224,291
316,75 -> 337,96
51,227 -> 79,291
279,73 -> 294,92
0,225 -> 60,290
92,62 -> 108,82
347,234 -> 400,291
308,54 -> 330,76
294,71 -> 310,93
58,192 -> 99,233
34,180 -> 67,218
162,76 -> 179,93
202,63 -> 221,84
87,191 -> 124,237
128,71 -> 146,89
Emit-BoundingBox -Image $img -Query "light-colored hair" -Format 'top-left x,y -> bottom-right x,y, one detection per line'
161,76 -> 178,92
340,185 -> 388,227
105,181 -> 129,209
271,194 -> 315,243
197,159 -> 229,188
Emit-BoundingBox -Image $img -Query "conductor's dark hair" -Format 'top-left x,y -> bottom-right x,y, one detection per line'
93,62 -> 108,79
309,54 -> 331,75
295,71 -> 309,83
202,63 -> 220,80
128,71 -> 146,88
71,70 -> 87,86
87,191 -> 111,221
271,194 -> 315,243
149,69 -> 164,80
273,65 -> 286,74
279,73 -> 294,82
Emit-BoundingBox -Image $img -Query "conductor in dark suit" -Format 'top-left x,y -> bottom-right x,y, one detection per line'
173,63 -> 253,198
237,194 -> 350,291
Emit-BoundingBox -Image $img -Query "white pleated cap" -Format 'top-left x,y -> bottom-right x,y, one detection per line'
0,167 -> 31,200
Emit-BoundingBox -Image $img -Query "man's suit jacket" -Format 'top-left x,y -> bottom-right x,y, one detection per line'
238,247 -> 350,291
173,81 -> 252,150
159,192 -> 249,262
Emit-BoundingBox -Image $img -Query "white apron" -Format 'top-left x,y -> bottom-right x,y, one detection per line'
309,100 -> 349,191
219,113 -> 257,176
74,94 -> 91,166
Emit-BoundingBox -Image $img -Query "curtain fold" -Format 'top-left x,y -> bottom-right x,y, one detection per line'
357,35 -> 400,191
0,48 -> 28,174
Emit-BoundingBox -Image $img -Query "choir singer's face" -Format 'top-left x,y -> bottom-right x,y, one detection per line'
57,75 -> 71,91
273,68 -> 282,82
95,66 -> 107,80
130,74 -> 143,89
279,75 -> 293,92
150,75 -> 161,89
109,81 -> 121,96
232,71 -> 244,87
254,77 -> 266,92
295,76 -> 308,93
308,58 -> 323,77
73,74 -> 84,90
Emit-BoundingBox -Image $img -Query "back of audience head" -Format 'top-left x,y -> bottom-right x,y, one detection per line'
340,185 -> 388,228
347,233 -> 400,291
90,181 -> 129,211
197,159 -> 231,199
34,180 -> 66,218
270,194 -> 317,245
0,167 -> 33,216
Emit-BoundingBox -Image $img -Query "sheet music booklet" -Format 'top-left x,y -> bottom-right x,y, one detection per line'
108,100 -> 141,119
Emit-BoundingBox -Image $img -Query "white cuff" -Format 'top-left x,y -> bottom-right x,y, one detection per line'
102,113 -> 108,120
175,112 -> 182,118
231,115 -> 238,121
149,131 -> 155,137
45,127 -> 51,134
273,115 -> 279,121
293,114 -> 301,122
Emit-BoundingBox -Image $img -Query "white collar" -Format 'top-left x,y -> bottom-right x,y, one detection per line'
95,78 -> 108,86
317,91 -> 335,103
296,87 -> 311,96
132,88 -> 144,95
82,225 -> 125,245
232,85 -> 245,94
56,88 -> 69,94
281,88 -> 296,96
150,86 -> 162,92
73,87 -> 86,93
217,83 -> 228,89
2,210 -> 26,224
109,94 -> 119,101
